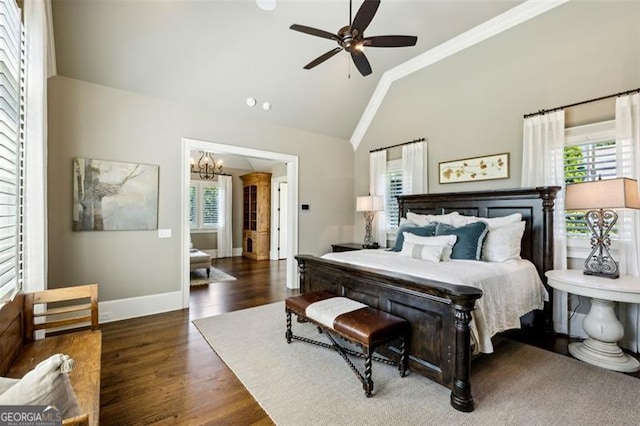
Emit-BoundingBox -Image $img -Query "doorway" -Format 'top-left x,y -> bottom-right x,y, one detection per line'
181,138 -> 299,309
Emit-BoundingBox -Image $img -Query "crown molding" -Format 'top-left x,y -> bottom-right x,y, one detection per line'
349,0 -> 570,151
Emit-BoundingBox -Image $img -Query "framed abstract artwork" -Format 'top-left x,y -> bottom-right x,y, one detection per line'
439,153 -> 509,184
72,157 -> 159,231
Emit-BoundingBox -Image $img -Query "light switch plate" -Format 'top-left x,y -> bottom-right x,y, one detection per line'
158,229 -> 172,239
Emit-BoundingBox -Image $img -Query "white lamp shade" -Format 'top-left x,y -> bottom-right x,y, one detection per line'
565,177 -> 640,210
356,195 -> 384,212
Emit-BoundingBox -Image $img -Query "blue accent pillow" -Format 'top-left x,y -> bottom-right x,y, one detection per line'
435,222 -> 489,260
390,223 -> 437,252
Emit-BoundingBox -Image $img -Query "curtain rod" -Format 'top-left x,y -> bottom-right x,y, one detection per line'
370,137 -> 426,153
524,88 -> 640,119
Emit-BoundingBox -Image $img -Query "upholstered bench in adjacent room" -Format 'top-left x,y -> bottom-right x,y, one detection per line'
285,291 -> 409,397
190,249 -> 212,277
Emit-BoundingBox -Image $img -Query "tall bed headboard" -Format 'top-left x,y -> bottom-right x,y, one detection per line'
397,186 -> 560,317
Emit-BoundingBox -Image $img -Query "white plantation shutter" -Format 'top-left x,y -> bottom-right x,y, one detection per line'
190,180 -> 219,230
0,0 -> 23,300
385,169 -> 403,229
201,184 -> 219,228
189,184 -> 197,228
564,122 -> 617,238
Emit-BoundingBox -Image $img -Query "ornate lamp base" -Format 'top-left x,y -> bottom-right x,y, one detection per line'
583,208 -> 619,279
362,211 -> 378,249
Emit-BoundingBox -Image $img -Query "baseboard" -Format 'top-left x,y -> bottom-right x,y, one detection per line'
98,291 -> 183,324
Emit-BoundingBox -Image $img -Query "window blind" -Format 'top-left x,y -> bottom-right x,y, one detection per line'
188,184 -> 197,228
0,0 -> 23,301
201,185 -> 219,228
385,170 -> 403,229
189,181 -> 219,230
564,139 -> 617,236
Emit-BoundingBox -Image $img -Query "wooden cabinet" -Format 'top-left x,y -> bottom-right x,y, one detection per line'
241,172 -> 271,260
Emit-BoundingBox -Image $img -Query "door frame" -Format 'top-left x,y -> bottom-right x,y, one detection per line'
270,175 -> 288,260
181,138 -> 299,308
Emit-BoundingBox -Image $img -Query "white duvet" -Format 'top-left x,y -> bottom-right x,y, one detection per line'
322,250 -> 548,354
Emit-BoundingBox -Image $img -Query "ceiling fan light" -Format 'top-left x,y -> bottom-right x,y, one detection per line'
256,0 -> 277,12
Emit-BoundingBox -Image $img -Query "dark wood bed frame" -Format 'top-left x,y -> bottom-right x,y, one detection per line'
295,186 -> 560,412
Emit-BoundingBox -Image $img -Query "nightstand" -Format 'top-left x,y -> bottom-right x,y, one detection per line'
545,269 -> 640,372
331,243 -> 364,253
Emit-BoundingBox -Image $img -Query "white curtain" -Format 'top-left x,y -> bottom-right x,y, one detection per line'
615,93 -> 640,351
23,1 -> 52,293
521,110 -> 568,333
369,151 -> 387,248
402,141 -> 426,194
217,175 -> 233,258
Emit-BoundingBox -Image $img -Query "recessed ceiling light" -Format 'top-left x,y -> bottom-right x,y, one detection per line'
256,0 -> 277,11
262,102 -> 271,111
246,97 -> 256,107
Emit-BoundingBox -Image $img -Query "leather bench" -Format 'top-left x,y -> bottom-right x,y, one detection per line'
285,291 -> 408,397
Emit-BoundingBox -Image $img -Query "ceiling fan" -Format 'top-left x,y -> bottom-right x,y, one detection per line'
290,0 -> 417,77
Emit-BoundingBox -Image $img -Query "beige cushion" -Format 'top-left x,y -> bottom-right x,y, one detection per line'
0,354 -> 81,419
403,233 -> 458,261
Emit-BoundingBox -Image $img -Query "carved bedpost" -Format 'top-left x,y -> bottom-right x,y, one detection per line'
450,303 -> 475,413
538,186 -> 560,334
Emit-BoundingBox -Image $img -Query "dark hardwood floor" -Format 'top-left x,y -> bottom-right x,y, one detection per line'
99,257 -> 639,425
100,257 -> 290,425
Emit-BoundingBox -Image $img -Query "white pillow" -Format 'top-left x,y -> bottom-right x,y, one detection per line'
400,242 -> 444,262
406,211 -> 460,227
452,213 -> 522,228
0,354 -> 82,419
481,220 -> 526,262
403,233 -> 458,261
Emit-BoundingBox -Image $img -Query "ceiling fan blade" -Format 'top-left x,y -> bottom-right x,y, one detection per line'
351,0 -> 380,35
290,24 -> 339,42
350,51 -> 372,77
304,47 -> 343,70
363,35 -> 417,48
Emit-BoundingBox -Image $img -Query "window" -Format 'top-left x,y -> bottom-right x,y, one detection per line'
385,159 -> 403,230
189,181 -> 219,231
0,0 -> 23,301
564,121 -> 617,239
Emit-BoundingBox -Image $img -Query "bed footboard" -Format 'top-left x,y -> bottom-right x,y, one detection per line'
296,254 -> 483,412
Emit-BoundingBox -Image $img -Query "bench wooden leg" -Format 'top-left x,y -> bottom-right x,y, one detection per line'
398,336 -> 408,378
364,348 -> 373,397
285,310 -> 293,344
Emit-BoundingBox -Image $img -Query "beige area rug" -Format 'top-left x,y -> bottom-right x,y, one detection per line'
190,267 -> 236,286
194,302 -> 640,425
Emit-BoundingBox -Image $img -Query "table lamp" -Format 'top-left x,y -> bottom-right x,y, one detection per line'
356,195 -> 384,249
565,177 -> 640,279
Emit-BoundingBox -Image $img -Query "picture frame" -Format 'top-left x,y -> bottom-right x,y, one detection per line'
439,153 -> 509,184
72,157 -> 159,231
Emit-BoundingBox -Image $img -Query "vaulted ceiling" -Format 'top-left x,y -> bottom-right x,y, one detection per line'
51,0 -> 521,142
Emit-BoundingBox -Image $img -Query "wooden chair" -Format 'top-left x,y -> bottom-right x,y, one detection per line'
23,284 -> 99,342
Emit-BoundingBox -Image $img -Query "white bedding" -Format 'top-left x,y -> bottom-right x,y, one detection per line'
322,250 -> 548,354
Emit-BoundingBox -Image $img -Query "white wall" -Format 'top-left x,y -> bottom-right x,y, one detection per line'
48,76 -> 355,303
354,1 -> 640,242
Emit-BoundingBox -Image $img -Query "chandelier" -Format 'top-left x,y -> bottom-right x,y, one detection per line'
190,151 -> 223,180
